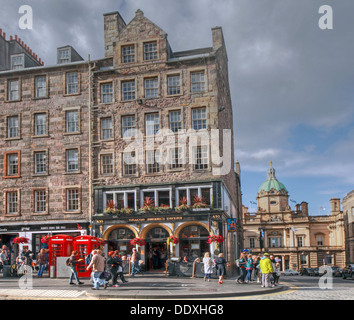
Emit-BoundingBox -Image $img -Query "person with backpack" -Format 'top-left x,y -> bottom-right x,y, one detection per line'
245,254 -> 254,283
67,251 -> 84,285
36,248 -> 48,278
235,252 -> 247,283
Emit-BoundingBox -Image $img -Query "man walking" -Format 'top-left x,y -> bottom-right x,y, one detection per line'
86,250 -> 108,290
259,253 -> 273,288
130,248 -> 139,276
68,251 -> 84,285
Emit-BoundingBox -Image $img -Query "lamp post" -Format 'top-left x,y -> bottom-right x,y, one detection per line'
259,227 -> 264,254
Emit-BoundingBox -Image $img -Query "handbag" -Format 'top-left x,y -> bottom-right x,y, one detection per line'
117,266 -> 123,273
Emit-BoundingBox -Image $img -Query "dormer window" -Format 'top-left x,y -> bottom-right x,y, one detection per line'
144,41 -> 158,61
11,54 -> 24,70
58,49 -> 70,64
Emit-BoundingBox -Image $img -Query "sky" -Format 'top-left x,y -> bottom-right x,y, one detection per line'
1,0 -> 353,215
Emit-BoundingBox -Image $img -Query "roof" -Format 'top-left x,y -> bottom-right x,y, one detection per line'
258,162 -> 288,193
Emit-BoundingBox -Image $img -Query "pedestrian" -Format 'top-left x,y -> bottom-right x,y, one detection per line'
1,245 -> 10,265
0,249 -> 9,270
86,249 -> 108,290
235,252 -> 247,283
259,253 -> 273,288
202,252 -> 214,282
245,254 -> 254,283
114,250 -> 128,283
85,250 -> 95,283
274,262 -> 281,285
36,248 -> 48,278
214,253 -> 228,284
68,251 -> 84,285
105,251 -> 120,287
269,255 -> 276,287
130,248 -> 139,277
253,256 -> 261,283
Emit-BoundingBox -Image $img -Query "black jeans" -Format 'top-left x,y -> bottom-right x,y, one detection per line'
237,268 -> 246,282
106,270 -> 119,285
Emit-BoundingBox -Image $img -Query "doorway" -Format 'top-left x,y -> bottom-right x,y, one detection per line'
145,241 -> 167,272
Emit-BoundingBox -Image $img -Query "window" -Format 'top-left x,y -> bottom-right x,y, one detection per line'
7,116 -> 19,138
300,254 -> 307,265
317,235 -> 324,246
193,146 -> 209,170
325,254 -> 333,265
101,83 -> 113,103
35,76 -> 47,98
146,150 -> 161,174
141,189 -> 171,208
144,77 -> 158,98
6,191 -> 18,214
192,107 -> 207,130
66,188 -> 79,211
8,79 -> 19,101
176,186 -> 212,206
34,151 -> 47,174
66,149 -> 79,172
34,113 -> 47,136
157,191 -> 170,207
66,72 -> 78,94
7,153 -> 19,176
144,41 -> 158,60
101,154 -> 113,175
297,236 -> 304,247
58,49 -> 70,64
169,147 -> 183,169
121,80 -> 135,101
250,238 -> 255,249
191,71 -> 205,92
123,152 -> 137,175
66,110 -> 79,133
121,45 -> 135,63
169,110 -> 182,133
104,191 -> 136,210
122,115 -> 136,138
11,55 -> 24,70
34,190 -> 46,213
167,75 -> 181,95
145,113 -> 159,136
100,117 -> 113,140
268,237 -> 283,248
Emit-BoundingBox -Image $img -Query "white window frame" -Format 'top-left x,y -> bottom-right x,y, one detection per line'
34,113 -> 47,136
8,79 -> 19,101
192,107 -> 207,130
140,188 -> 172,208
190,70 -> 205,93
169,110 -> 182,133
66,188 -> 79,211
100,117 -> 113,140
58,49 -> 70,64
144,77 -> 159,99
11,54 -> 24,70
66,72 -> 78,94
100,82 -> 113,104
143,41 -> 158,61
66,149 -> 79,172
7,116 -> 19,138
7,191 -> 18,214
121,80 -> 135,101
297,236 -> 304,248
34,190 -> 47,213
100,153 -> 113,175
34,151 -> 47,175
104,190 -> 137,211
193,145 -> 209,170
121,115 -> 136,138
35,76 -> 47,98
65,110 -> 79,133
175,185 -> 213,207
145,113 -> 160,136
121,45 -> 135,64
167,74 -> 181,95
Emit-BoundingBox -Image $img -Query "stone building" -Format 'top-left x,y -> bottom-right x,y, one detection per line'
342,190 -> 354,264
91,9 -> 242,271
0,33 -> 90,258
242,162 -> 346,271
0,9 -> 242,269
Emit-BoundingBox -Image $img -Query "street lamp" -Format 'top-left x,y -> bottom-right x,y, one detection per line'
258,227 -> 264,253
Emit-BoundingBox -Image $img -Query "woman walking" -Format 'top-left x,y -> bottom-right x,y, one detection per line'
235,252 -> 247,283
214,253 -> 228,284
202,252 -> 214,282
245,254 -> 254,283
36,248 -> 48,278
105,251 -> 120,287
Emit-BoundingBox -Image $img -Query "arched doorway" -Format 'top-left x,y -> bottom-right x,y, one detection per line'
177,224 -> 210,262
145,227 -> 170,271
105,226 -> 136,258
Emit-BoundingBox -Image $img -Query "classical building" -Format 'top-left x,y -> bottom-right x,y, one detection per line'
342,190 -> 354,264
242,162 -> 346,271
0,9 -> 242,270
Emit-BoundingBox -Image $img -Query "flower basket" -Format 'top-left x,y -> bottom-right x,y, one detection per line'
157,204 -> 170,213
40,234 -> 51,244
206,235 -> 224,244
192,195 -> 208,209
130,238 -> 146,247
121,207 -> 134,215
12,236 -> 30,244
167,236 -> 179,246
97,238 -> 106,246
175,197 -> 190,212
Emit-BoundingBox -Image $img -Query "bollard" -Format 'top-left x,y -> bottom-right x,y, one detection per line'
50,265 -> 55,278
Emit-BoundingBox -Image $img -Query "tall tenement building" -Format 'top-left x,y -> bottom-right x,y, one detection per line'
0,9 -> 242,270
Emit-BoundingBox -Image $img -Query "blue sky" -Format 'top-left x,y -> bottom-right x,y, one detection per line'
1,0 -> 353,215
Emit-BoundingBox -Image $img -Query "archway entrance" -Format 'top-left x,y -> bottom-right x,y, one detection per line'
145,227 -> 169,272
106,227 -> 135,258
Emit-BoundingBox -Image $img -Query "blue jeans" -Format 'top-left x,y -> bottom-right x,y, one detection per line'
131,261 -> 138,276
69,266 -> 80,284
246,269 -> 253,282
93,271 -> 107,289
37,264 -> 45,277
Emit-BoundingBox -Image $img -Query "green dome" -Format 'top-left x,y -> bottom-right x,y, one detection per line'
258,163 -> 288,193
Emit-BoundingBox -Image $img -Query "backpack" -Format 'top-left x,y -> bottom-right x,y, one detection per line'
66,257 -> 72,267
85,253 -> 92,265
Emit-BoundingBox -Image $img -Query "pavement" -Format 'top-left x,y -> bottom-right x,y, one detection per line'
0,272 -> 285,300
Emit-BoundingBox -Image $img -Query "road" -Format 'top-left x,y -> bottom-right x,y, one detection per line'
220,275 -> 354,300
